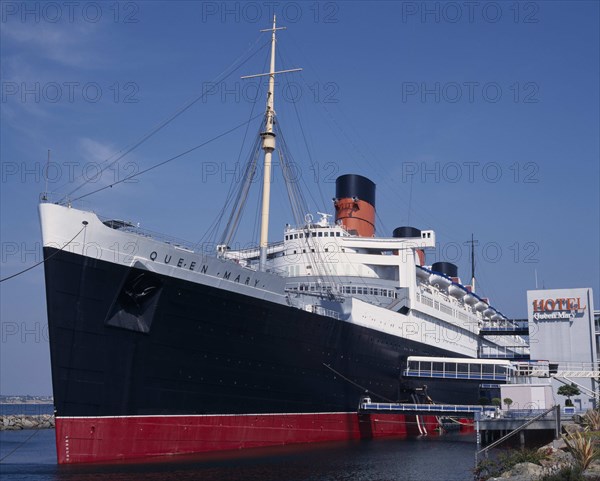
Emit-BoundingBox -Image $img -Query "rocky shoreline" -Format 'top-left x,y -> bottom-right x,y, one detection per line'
1,414 -> 55,430
478,413 -> 600,481
486,444 -> 600,481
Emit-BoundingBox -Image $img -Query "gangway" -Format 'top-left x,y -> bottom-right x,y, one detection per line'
403,356 -> 514,382
479,325 -> 529,336
359,401 -> 498,418
405,357 -> 600,384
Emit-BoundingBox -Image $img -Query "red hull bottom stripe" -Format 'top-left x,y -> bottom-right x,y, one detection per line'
55,412 -> 439,464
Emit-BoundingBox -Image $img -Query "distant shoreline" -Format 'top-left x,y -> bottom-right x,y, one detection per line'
0,401 -> 53,405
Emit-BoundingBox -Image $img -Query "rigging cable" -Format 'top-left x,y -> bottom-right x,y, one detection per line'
277,46 -> 327,212
323,363 -> 394,403
0,225 -> 87,283
59,36 -> 270,203
197,46 -> 272,249
69,114 -> 264,203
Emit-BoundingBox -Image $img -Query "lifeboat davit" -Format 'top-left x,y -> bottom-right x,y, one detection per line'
448,283 -> 467,299
429,273 -> 452,289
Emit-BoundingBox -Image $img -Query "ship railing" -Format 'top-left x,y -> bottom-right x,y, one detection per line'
416,291 -> 481,328
360,402 -> 498,416
96,213 -> 202,252
40,193 -> 207,253
285,281 -> 343,295
302,304 -> 341,320
222,241 -> 285,260
39,192 -> 95,212
287,299 -> 341,319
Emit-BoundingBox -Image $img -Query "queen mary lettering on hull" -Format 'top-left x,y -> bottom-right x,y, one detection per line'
39,17 -> 527,464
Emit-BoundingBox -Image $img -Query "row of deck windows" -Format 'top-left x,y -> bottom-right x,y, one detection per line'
290,284 -> 396,298
341,286 -> 396,298
285,231 -> 341,241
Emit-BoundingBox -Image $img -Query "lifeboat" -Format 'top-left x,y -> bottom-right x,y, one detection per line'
483,307 -> 496,319
463,292 -> 478,305
416,266 -> 430,281
429,272 -> 452,289
474,295 -> 488,312
448,283 -> 467,299
491,311 -> 503,321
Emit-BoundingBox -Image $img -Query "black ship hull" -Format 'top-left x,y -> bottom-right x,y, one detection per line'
44,247 -> 479,462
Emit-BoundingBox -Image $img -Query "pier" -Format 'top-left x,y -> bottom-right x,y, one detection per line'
359,401 -> 496,417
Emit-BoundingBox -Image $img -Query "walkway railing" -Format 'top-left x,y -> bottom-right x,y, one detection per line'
475,404 -> 560,466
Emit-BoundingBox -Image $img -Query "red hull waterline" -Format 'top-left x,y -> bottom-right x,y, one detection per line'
55,412 -> 441,464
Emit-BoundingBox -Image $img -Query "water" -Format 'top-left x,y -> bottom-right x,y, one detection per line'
0,404 -> 54,416
0,428 -> 478,481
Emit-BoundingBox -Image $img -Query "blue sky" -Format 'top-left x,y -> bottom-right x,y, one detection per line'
1,1 -> 598,395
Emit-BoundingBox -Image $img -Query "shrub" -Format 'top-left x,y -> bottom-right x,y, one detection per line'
563,431 -> 599,470
583,409 -> 600,432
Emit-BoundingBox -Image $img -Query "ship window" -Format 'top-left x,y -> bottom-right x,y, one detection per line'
299,233 -> 303,238
351,287 -> 357,294
373,288 -> 379,296
294,234 -> 298,239
325,232 -> 329,237
311,248 -> 315,252
324,248 -> 328,252
336,232 -> 340,237
303,249 -> 306,253
318,232 -> 323,237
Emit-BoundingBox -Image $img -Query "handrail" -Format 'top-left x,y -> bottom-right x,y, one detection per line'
475,404 -> 560,465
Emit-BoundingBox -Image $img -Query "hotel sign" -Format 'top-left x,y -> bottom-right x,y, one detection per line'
532,297 -> 587,321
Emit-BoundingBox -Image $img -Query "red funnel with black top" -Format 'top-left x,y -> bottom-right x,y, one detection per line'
334,174 -> 376,237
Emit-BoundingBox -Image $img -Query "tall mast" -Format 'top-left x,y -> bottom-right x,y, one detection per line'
258,15 -> 278,271
241,16 -> 301,271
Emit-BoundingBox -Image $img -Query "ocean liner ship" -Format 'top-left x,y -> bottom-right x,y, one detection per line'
40,18 -> 527,463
